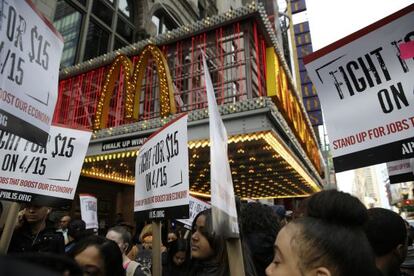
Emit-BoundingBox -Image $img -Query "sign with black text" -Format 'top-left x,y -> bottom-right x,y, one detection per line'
134,114 -> 189,221
0,126 -> 91,206
177,195 -> 210,229
80,194 -> 98,229
304,4 -> 414,172
0,0 -> 63,146
387,159 -> 414,184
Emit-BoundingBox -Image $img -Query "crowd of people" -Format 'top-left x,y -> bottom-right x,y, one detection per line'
2,189 -> 414,276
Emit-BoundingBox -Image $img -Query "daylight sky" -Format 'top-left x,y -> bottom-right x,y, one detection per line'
297,0 -> 413,198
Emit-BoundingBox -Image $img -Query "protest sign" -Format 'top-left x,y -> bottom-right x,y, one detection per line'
0,125 -> 91,206
80,194 -> 98,229
177,195 -> 210,229
304,4 -> 414,172
134,114 -> 189,221
0,0 -> 63,146
202,52 -> 239,238
387,158 -> 414,184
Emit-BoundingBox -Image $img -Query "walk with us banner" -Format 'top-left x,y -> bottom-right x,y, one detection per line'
0,0 -> 63,146
304,4 -> 414,172
202,52 -> 239,238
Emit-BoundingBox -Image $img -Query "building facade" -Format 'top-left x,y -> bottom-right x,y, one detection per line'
32,0 -> 324,228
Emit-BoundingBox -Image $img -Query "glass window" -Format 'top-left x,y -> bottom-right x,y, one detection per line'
118,0 -> 131,18
84,20 -> 110,61
116,18 -> 133,42
92,0 -> 113,26
113,38 -> 126,51
152,10 -> 177,35
54,0 -> 83,67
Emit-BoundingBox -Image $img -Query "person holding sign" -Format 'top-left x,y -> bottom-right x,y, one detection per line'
265,190 -> 378,276
8,204 -> 64,254
189,209 -> 257,276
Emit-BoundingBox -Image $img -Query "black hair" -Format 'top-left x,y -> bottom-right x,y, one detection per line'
240,202 -> 281,276
291,190 -> 377,276
67,219 -> 86,241
12,252 -> 83,275
168,238 -> 189,262
68,235 -> 125,276
365,208 -> 407,256
190,209 -> 229,276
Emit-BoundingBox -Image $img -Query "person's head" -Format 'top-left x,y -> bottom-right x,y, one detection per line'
191,209 -> 227,263
139,224 -> 153,250
68,235 -> 125,276
24,204 -> 50,224
59,215 -> 71,230
365,208 -> 408,273
240,202 -> 281,275
168,239 -> 189,267
106,226 -> 132,255
266,190 -> 377,276
68,219 -> 87,241
168,231 -> 178,243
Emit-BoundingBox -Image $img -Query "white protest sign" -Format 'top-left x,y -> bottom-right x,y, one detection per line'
304,4 -> 414,172
0,0 -> 63,146
134,114 -> 189,221
0,125 -> 91,206
177,195 -> 210,229
202,52 -> 239,238
387,159 -> 414,184
80,194 -> 98,229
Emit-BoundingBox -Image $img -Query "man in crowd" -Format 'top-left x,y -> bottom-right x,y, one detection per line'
365,208 -> 408,276
8,204 -> 64,254
57,215 -> 71,245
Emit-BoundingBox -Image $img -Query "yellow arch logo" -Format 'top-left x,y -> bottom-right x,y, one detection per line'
93,44 -> 177,130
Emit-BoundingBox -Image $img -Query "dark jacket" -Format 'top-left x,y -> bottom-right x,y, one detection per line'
188,260 -> 229,276
8,221 -> 64,254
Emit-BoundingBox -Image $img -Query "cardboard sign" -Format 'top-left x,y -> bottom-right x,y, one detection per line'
387,159 -> 414,184
0,0 -> 63,146
0,126 -> 91,206
304,4 -> 414,172
177,195 -> 210,229
79,194 -> 98,229
134,114 -> 189,221
202,52 -> 239,238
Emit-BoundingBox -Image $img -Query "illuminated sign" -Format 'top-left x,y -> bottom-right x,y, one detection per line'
266,47 -> 322,174
93,44 -> 176,130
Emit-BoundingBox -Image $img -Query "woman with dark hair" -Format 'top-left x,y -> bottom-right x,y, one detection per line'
266,190 -> 378,276
163,238 -> 190,276
68,235 -> 125,276
189,209 -> 229,276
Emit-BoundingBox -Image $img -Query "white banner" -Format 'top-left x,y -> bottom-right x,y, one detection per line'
177,195 -> 210,229
304,5 -> 414,172
0,125 -> 91,206
202,52 -> 239,238
134,114 -> 189,220
387,158 -> 414,184
0,0 -> 63,146
80,194 -> 98,229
